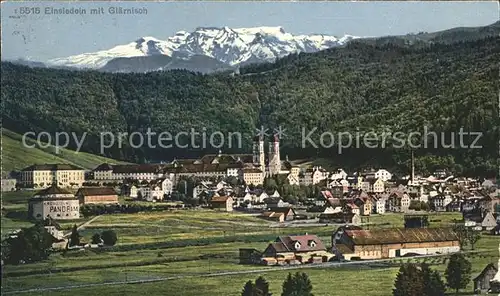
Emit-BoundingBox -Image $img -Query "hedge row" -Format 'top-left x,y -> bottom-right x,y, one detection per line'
80,203 -> 185,217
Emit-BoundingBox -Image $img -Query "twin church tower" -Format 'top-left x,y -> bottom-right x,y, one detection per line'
252,134 -> 281,176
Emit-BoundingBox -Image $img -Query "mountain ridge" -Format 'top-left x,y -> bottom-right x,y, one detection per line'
2,33 -> 498,176
46,26 -> 359,71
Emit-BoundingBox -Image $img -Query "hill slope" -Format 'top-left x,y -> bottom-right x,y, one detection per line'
2,33 -> 499,176
1,129 -> 129,176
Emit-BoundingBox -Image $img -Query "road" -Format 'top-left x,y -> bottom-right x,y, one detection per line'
63,215 -> 101,237
0,252 -> 474,295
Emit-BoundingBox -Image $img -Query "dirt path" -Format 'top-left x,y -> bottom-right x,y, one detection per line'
63,215 -> 101,237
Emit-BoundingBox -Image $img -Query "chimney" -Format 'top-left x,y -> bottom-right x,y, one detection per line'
411,150 -> 415,184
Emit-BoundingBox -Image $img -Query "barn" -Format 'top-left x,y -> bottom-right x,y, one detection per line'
333,227 -> 460,260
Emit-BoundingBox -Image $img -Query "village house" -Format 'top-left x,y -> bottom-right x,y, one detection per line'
76,187 -> 119,205
321,205 -> 342,215
20,164 -> 85,189
429,194 -> 453,212
138,185 -> 164,202
360,178 -> 385,193
210,196 -> 234,212
265,198 -> 290,209
319,212 -> 361,225
401,193 -> 411,212
43,217 -> 65,240
261,207 -> 296,223
479,212 -> 498,231
261,235 -> 332,265
254,190 -> 269,203
375,169 -> 393,182
386,192 -> 411,212
345,175 -> 363,190
327,179 -> 349,194
129,178 -> 173,201
344,202 -> 361,216
329,169 -> 348,180
286,173 -> 300,186
372,194 -> 387,214
333,227 -> 460,260
299,166 -> 328,186
473,263 -> 498,294
350,191 -> 373,216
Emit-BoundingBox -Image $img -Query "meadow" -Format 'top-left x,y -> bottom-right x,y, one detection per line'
1,190 -> 497,296
0,128 -> 128,177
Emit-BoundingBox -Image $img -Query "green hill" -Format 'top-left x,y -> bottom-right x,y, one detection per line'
1,25 -> 499,177
1,129 -> 129,176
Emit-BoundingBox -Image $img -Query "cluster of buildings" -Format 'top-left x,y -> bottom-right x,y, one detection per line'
317,171 -> 499,228
240,226 -> 461,266
28,185 -> 119,220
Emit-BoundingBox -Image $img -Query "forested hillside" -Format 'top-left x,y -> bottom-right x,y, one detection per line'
2,35 -> 499,176
0,129 -> 128,176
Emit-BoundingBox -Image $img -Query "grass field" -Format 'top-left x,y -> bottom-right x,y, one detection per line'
1,191 -> 498,296
3,235 -> 498,296
1,128 -> 129,176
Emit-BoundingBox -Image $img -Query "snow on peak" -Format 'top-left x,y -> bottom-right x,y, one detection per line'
47,26 -> 361,69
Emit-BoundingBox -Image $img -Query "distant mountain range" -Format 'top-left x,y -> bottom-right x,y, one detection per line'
6,21 -> 500,73
2,21 -> 499,176
21,26 -> 358,73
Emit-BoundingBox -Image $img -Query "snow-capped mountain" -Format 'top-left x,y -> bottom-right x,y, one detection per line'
47,26 -> 360,72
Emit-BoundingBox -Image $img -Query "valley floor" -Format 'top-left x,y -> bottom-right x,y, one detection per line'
1,191 -> 498,296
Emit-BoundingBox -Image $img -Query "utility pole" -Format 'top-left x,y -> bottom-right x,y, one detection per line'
411,149 -> 415,184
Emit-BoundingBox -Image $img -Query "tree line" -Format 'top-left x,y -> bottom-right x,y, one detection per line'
2,36 -> 499,176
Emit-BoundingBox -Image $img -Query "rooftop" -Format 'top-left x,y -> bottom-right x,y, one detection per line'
345,228 -> 459,245
22,163 -> 83,171
77,187 -> 117,196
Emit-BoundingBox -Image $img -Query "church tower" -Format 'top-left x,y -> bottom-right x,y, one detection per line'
268,134 -> 281,176
252,135 -> 265,171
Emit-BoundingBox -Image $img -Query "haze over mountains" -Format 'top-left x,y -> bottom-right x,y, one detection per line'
17,26 -> 360,73
10,21 -> 500,74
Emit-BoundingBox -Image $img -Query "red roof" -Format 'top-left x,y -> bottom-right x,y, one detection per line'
321,190 -> 333,199
274,235 -> 326,253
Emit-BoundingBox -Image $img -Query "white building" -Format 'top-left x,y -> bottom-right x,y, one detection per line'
375,169 -> 392,182
330,169 -> 348,180
133,178 -> 173,201
300,166 -> 328,186
21,164 -> 85,189
28,186 -> 80,220
373,196 -> 387,214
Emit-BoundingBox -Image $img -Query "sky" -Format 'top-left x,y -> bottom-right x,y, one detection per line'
1,1 -> 498,62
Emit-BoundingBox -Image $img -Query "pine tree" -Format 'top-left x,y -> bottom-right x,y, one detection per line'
91,233 -> 102,244
445,253 -> 471,295
422,263 -> 446,296
255,276 -> 272,296
393,264 -> 424,296
69,224 -> 80,247
281,273 -> 294,296
281,272 -> 313,296
242,280 -> 256,296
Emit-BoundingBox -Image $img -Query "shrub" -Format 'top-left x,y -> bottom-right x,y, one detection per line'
101,230 -> 118,246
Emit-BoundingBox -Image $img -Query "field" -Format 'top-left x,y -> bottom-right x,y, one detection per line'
1,128 -> 128,176
1,190 -> 498,296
